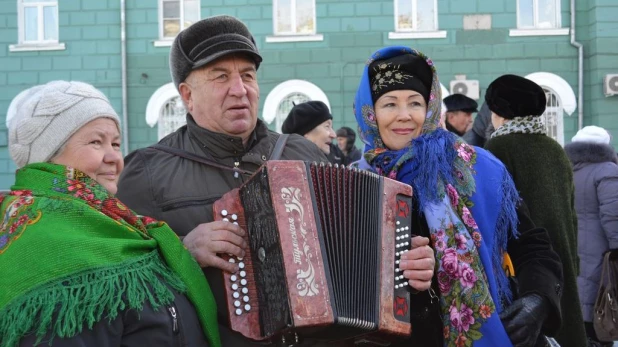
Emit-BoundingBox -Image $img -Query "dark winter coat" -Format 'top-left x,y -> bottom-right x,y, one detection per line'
565,141 -> 618,322
485,133 -> 588,347
20,287 -> 208,346
117,115 -> 328,346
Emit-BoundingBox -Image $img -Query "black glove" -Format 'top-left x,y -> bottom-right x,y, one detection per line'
499,294 -> 549,347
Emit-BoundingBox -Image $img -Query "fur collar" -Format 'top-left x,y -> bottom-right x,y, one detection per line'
564,141 -> 618,165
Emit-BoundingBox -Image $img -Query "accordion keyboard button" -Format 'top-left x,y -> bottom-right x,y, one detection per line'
231,214 -> 238,221
242,287 -> 249,294
240,271 -> 246,277
243,296 -> 250,303
396,221 -> 400,225
238,262 -> 245,269
228,258 -> 236,264
244,304 -> 251,311
232,284 -> 239,291
235,308 -> 242,316
221,210 -> 228,217
240,279 -> 247,286
222,218 -> 229,222
230,275 -> 237,282
234,300 -> 241,307
233,292 -> 240,299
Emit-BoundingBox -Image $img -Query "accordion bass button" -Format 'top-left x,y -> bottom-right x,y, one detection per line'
222,218 -> 229,222
231,214 -> 238,221
221,210 -> 228,217
242,287 -> 249,294
230,275 -> 238,282
233,292 -> 240,299
234,300 -> 241,307
396,221 -> 400,225
228,258 -> 236,264
240,279 -> 248,286
245,304 -> 251,311
243,295 -> 250,302
240,270 -> 246,277
238,262 -> 245,269
232,284 -> 239,290
235,308 -> 243,316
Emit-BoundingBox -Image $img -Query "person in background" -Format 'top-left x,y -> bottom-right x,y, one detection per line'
335,126 -> 362,165
463,102 -> 494,147
443,93 -> 477,137
0,81 -> 219,347
281,100 -> 342,164
484,74 -> 588,347
353,46 -> 563,347
565,126 -> 618,347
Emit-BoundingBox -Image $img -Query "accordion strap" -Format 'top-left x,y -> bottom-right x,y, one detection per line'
149,144 -> 253,175
269,134 -> 289,160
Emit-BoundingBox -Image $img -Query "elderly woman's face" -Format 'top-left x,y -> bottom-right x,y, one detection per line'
52,118 -> 123,194
374,90 -> 427,150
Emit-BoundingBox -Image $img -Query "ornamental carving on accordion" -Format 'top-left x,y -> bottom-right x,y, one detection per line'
213,160 -> 414,344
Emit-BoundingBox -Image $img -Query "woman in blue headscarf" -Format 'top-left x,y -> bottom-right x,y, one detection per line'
354,46 -> 564,346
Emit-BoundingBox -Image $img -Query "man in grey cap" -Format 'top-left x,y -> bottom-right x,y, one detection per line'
117,15 -> 327,346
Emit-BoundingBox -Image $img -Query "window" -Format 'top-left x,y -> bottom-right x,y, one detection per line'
145,83 -> 188,139
18,0 -> 59,44
159,0 -> 200,40
395,0 -> 438,32
517,0 -> 561,29
540,88 -> 564,145
262,80 -> 330,132
273,0 -> 316,35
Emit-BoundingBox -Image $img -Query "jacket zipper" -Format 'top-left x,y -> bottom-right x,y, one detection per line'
160,197 -> 220,212
168,305 -> 179,334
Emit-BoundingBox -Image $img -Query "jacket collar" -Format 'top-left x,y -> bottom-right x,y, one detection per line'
564,141 -> 618,166
185,114 -> 266,159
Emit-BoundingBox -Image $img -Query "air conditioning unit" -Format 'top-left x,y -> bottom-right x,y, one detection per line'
449,75 -> 480,100
604,74 -> 618,96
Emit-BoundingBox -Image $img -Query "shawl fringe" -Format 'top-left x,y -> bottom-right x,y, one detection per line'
0,250 -> 186,347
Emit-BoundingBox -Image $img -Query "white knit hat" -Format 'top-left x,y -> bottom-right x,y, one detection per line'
571,125 -> 611,145
8,81 -> 121,168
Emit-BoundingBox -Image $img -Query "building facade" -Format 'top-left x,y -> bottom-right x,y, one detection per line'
0,0 -> 617,189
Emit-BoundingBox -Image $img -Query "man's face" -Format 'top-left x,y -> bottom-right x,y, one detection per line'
305,119 -> 336,154
446,111 -> 473,134
179,55 -> 259,143
336,136 -> 347,151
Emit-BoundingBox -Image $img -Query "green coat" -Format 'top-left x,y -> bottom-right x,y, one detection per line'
485,133 -> 587,347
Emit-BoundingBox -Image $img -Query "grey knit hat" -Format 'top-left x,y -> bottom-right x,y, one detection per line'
169,15 -> 262,90
8,80 -> 121,168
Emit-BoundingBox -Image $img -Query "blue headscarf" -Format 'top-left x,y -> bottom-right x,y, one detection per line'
354,46 -> 519,346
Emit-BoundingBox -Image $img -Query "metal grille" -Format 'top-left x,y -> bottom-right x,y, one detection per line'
540,87 -> 564,145
275,92 -> 310,132
158,96 -> 187,140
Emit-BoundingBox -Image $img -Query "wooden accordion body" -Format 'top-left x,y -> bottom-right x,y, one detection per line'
213,160 -> 414,343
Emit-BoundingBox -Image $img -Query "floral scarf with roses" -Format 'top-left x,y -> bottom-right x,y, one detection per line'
354,46 -> 520,346
0,163 -> 220,347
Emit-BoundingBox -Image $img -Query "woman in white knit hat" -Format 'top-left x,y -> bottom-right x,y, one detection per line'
565,126 -> 618,347
0,81 -> 220,347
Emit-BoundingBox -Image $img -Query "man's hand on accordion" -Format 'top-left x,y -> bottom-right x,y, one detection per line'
400,236 -> 435,291
183,221 -> 248,273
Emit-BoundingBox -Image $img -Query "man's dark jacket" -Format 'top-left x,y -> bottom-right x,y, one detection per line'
117,115 -> 327,346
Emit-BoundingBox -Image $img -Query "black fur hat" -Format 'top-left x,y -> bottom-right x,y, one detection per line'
485,74 -> 546,119
169,15 -> 262,90
444,94 -> 478,113
282,101 -> 332,136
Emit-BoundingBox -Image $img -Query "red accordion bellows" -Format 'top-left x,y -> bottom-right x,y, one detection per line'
213,160 -> 414,343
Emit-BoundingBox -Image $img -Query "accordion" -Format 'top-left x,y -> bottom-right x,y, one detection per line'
213,160 -> 414,344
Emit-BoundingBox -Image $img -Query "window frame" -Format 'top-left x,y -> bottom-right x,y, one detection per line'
158,0 -> 200,41
516,0 -> 562,29
272,0 -> 317,36
17,0 -> 59,44
394,0 -> 439,32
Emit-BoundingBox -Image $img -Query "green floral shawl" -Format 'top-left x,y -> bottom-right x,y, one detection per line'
0,163 -> 220,347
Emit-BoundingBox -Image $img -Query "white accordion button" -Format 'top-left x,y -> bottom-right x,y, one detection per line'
234,300 -> 241,307
240,271 -> 246,278
233,292 -> 240,299
244,304 -> 251,311
232,284 -> 239,290
232,214 -> 238,221
235,308 -> 242,316
229,258 -> 236,264
240,279 -> 248,286
221,210 -> 228,217
222,218 -> 229,222
233,222 -> 238,225
243,295 -> 250,302
396,221 -> 400,225
238,262 -> 245,269
395,260 -> 400,264
242,287 -> 249,294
